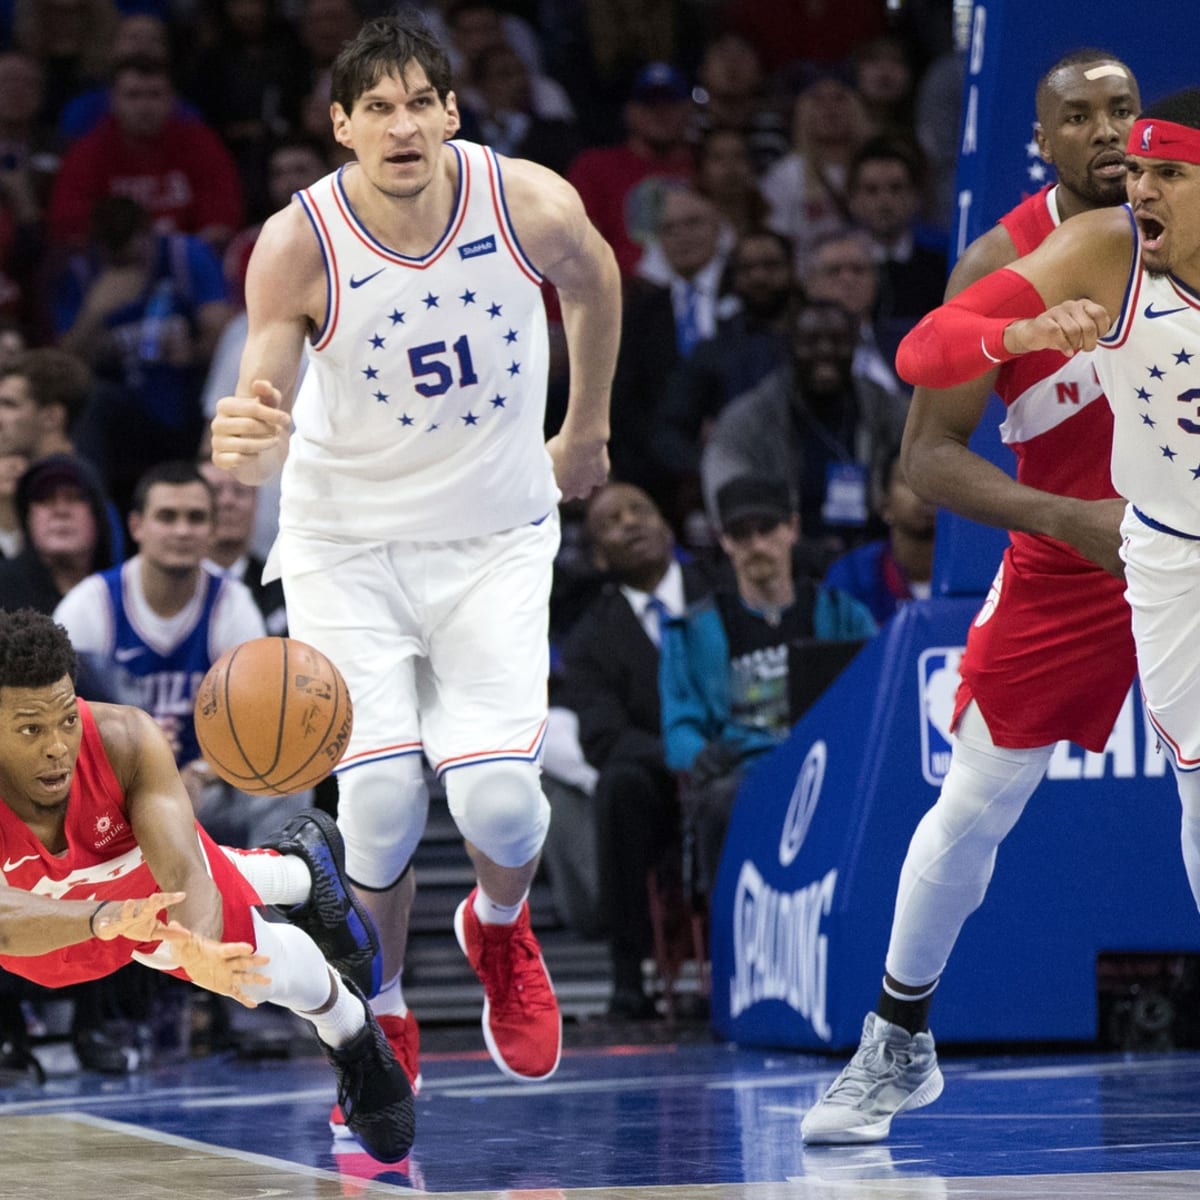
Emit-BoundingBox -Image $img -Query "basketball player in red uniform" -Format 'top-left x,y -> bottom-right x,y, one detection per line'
0,607 -> 414,1163
803,49 -> 1141,1143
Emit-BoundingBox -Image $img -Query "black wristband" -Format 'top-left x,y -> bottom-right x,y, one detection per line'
88,900 -> 108,938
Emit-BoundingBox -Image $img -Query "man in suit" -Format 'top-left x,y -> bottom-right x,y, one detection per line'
557,482 -> 714,1018
610,186 -> 727,515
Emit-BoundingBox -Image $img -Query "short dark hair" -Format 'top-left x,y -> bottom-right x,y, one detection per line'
330,12 -> 453,113
1035,48 -> 1133,119
89,194 -> 150,257
0,609 -> 76,693
131,460 -> 213,515
1140,87 -> 1200,130
848,135 -> 927,193
1,349 -> 93,428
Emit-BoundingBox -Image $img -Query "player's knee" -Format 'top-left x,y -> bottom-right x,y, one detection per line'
336,756 -> 429,888
444,760 -> 549,868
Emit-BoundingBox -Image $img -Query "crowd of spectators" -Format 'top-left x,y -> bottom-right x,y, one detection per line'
0,0 -> 961,1058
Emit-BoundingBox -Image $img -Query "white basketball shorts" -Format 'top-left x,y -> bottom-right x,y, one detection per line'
276,512 -> 559,777
1121,507 -> 1200,770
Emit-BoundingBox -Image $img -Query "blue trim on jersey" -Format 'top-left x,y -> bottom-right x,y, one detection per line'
1099,206 -> 1141,347
101,565 -> 226,766
1132,506 -> 1200,541
485,146 -> 544,283
1168,271 -> 1200,306
297,190 -> 334,347
334,147 -> 465,263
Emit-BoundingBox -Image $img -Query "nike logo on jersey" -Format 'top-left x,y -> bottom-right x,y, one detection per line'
1144,304 -> 1188,319
3,853 -> 39,872
349,269 -> 386,289
115,646 -> 145,663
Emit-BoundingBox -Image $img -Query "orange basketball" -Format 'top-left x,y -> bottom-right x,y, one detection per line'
194,637 -> 354,795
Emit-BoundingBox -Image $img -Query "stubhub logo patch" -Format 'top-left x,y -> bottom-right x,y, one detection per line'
459,234 -> 497,259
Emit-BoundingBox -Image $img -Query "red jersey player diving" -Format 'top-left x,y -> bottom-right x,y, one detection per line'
0,607 -> 414,1164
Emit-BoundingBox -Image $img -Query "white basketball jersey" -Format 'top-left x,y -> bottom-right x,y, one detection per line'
1097,205 -> 1200,534
281,141 -> 558,542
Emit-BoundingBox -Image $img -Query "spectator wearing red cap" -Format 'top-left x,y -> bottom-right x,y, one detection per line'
567,62 -> 695,277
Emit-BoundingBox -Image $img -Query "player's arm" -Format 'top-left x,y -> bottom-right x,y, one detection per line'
502,156 -> 621,500
901,225 -> 1127,574
210,203 -> 323,485
0,883 -> 184,956
896,208 -> 1134,389
98,704 -> 226,943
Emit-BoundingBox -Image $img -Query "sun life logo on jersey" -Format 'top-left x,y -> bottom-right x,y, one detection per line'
93,812 -> 128,851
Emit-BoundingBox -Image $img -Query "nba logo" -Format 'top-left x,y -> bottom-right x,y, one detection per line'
918,647 -> 965,785
1141,124 -> 1154,151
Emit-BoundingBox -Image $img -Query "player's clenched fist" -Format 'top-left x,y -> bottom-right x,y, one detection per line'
1003,298 -> 1112,357
211,379 -> 292,481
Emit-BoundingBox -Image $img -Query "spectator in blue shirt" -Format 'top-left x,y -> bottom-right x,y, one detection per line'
823,447 -> 936,625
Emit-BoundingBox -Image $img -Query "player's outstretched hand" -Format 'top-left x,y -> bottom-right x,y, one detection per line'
157,920 -> 272,1007
91,892 -> 185,944
546,429 -> 610,502
1004,299 -> 1111,357
211,379 -> 291,474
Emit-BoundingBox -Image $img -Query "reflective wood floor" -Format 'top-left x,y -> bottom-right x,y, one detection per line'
3,1026 -> 1200,1198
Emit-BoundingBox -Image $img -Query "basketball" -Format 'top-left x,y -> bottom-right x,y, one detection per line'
193,637 -> 354,795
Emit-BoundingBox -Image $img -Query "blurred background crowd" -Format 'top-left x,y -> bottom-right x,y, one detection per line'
0,0 -> 963,1071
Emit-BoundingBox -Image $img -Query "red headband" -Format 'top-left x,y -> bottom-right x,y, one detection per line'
1127,118 -> 1200,164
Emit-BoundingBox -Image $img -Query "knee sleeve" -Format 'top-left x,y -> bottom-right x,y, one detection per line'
241,911 -> 332,1012
337,756 -> 429,889
444,760 -> 550,868
886,703 -> 1054,986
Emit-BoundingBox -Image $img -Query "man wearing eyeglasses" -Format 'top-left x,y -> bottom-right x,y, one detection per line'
659,476 -> 876,903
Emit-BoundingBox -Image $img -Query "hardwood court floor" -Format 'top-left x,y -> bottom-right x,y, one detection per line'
2,1022 -> 1200,1198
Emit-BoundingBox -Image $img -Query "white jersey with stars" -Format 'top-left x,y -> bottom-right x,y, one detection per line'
281,141 -> 558,543
1097,205 -> 1200,535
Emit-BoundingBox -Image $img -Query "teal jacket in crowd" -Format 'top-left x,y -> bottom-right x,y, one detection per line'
659,586 -> 878,773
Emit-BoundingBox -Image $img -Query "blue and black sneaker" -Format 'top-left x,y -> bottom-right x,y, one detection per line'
321,976 -> 415,1163
262,809 -> 383,997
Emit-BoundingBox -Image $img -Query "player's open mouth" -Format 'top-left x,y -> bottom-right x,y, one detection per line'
1092,152 -> 1126,178
1137,213 -> 1165,251
37,770 -> 69,792
387,151 -> 421,165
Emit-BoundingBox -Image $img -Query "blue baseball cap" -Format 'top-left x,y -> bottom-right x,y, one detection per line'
631,62 -> 689,103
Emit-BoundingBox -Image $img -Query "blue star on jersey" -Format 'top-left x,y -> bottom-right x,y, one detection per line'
1130,345 -> 1200,479
356,290 -> 526,438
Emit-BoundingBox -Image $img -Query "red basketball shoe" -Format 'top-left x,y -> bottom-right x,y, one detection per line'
453,889 -> 562,1081
331,1010 -> 421,1138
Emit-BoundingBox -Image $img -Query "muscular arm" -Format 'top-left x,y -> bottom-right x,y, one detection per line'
901,213 -> 1132,574
99,704 -> 225,942
210,203 -> 322,484
503,157 -> 622,499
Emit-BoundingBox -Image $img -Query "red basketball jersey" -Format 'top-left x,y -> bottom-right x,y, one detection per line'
952,186 -> 1135,751
0,699 -> 260,988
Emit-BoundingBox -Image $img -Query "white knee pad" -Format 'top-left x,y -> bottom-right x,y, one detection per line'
337,756 -> 429,889
444,760 -> 550,868
886,703 -> 1054,986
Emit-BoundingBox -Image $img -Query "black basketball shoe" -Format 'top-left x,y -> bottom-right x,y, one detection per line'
321,977 -> 415,1163
262,809 -> 382,997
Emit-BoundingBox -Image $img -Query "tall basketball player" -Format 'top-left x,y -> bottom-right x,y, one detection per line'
208,10 -> 621,1136
803,49 -> 1142,1144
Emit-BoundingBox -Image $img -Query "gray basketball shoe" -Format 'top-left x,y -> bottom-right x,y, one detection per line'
800,1012 -> 944,1144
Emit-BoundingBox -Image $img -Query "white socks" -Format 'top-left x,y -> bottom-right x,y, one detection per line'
221,847 -> 312,907
473,887 -> 526,926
